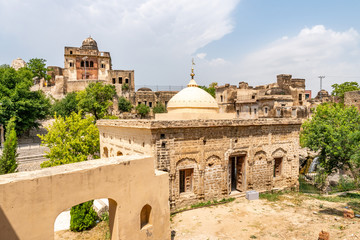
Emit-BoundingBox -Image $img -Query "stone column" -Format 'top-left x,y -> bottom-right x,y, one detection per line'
198,170 -> 205,200
169,173 -> 176,208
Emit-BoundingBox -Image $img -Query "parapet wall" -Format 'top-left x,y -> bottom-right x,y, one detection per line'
0,156 -> 170,240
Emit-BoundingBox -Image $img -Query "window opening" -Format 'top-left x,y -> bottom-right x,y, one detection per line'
112,78 -> 116,84
119,77 -> 123,84
90,61 -> 94,68
274,158 -> 282,177
179,169 -> 193,193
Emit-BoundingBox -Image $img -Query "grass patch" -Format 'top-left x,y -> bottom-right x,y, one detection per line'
191,198 -> 235,209
259,191 -> 285,201
309,192 -> 360,214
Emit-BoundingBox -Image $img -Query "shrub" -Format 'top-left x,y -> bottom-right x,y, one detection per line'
136,104 -> 150,118
70,200 -> 98,232
122,83 -> 129,91
118,97 -> 133,112
0,117 -> 18,174
152,102 -> 166,114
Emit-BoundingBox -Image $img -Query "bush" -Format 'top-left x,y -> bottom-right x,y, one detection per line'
51,92 -> 79,117
152,102 -> 166,114
118,97 -> 133,112
122,83 -> 129,91
0,117 -> 18,174
136,104 -> 150,118
70,200 -> 98,232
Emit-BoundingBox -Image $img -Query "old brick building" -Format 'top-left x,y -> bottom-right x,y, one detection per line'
216,74 -> 312,119
97,68 -> 301,209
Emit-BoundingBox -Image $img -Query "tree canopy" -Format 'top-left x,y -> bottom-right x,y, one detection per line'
118,96 -> 133,112
198,82 -> 217,98
77,82 -> 116,120
331,81 -> 360,103
39,112 -> 100,167
300,103 -> 360,179
51,92 -> 79,117
152,102 -> 166,114
0,66 -> 51,134
136,103 -> 150,118
27,58 -> 51,82
0,117 -> 18,174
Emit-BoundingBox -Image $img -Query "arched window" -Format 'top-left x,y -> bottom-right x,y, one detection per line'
125,78 -> 129,84
103,147 -> 108,158
140,204 -> 152,229
117,151 -> 123,156
81,61 -> 84,67
86,61 -> 89,67
90,61 -> 94,67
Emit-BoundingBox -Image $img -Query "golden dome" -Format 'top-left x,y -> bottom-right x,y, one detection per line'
167,79 -> 219,114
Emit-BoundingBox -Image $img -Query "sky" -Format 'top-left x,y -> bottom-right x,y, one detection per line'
1,0 -> 360,93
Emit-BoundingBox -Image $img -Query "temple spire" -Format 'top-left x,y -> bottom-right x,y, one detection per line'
188,58 -> 198,87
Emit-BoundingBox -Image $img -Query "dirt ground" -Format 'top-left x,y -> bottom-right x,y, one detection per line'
55,192 -> 360,240
171,192 -> 360,240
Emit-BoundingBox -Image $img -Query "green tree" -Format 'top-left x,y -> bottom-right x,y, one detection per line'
77,82 -> 116,120
122,83 -> 129,92
38,112 -> 100,167
0,117 -> 18,174
300,103 -> 360,180
331,81 -> 360,103
198,82 -> 217,98
27,58 -> 51,83
136,104 -> 150,118
152,102 -> 166,114
118,96 -> 133,112
51,92 -> 79,117
70,200 -> 98,232
0,66 -> 51,134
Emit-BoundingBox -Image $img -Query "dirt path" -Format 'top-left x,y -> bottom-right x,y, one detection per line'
171,193 -> 360,240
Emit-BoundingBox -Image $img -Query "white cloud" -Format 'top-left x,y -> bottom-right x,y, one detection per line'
234,25 -> 360,92
196,53 -> 207,59
0,0 -> 240,86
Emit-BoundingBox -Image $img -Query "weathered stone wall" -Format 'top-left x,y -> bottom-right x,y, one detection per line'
344,90 -> 360,111
0,156 -> 170,240
97,119 -> 301,209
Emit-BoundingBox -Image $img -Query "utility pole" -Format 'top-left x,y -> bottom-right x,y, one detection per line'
318,76 -> 325,100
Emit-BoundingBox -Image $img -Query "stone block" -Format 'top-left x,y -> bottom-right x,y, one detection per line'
343,209 -> 355,219
318,230 -> 329,240
246,190 -> 259,200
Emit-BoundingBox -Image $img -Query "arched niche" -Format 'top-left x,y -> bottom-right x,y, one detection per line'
140,204 -> 152,229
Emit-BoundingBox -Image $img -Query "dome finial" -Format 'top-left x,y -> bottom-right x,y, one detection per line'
190,58 -> 195,79
187,59 -> 198,87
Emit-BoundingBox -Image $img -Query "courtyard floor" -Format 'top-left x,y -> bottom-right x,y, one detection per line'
55,191 -> 360,240
171,192 -> 360,240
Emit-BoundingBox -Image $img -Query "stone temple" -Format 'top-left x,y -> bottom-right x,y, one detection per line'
97,66 -> 301,209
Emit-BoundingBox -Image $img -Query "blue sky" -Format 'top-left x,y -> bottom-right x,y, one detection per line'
1,0 -> 359,93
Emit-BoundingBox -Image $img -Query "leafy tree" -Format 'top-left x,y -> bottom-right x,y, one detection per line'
0,117 -> 18,174
300,103 -> 360,180
198,82 -> 217,98
331,81 -> 360,103
136,104 -> 150,118
27,58 -> 51,83
38,112 -> 100,168
77,82 -> 116,120
0,66 -> 51,134
51,92 -> 79,117
152,102 -> 166,114
118,96 -> 133,112
122,83 -> 130,91
70,200 -> 98,232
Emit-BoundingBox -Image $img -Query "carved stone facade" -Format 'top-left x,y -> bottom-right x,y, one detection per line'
97,118 -> 301,209
216,74 -> 312,119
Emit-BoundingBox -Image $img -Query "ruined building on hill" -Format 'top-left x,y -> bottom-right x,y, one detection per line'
30,37 -> 177,112
215,74 -> 313,119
